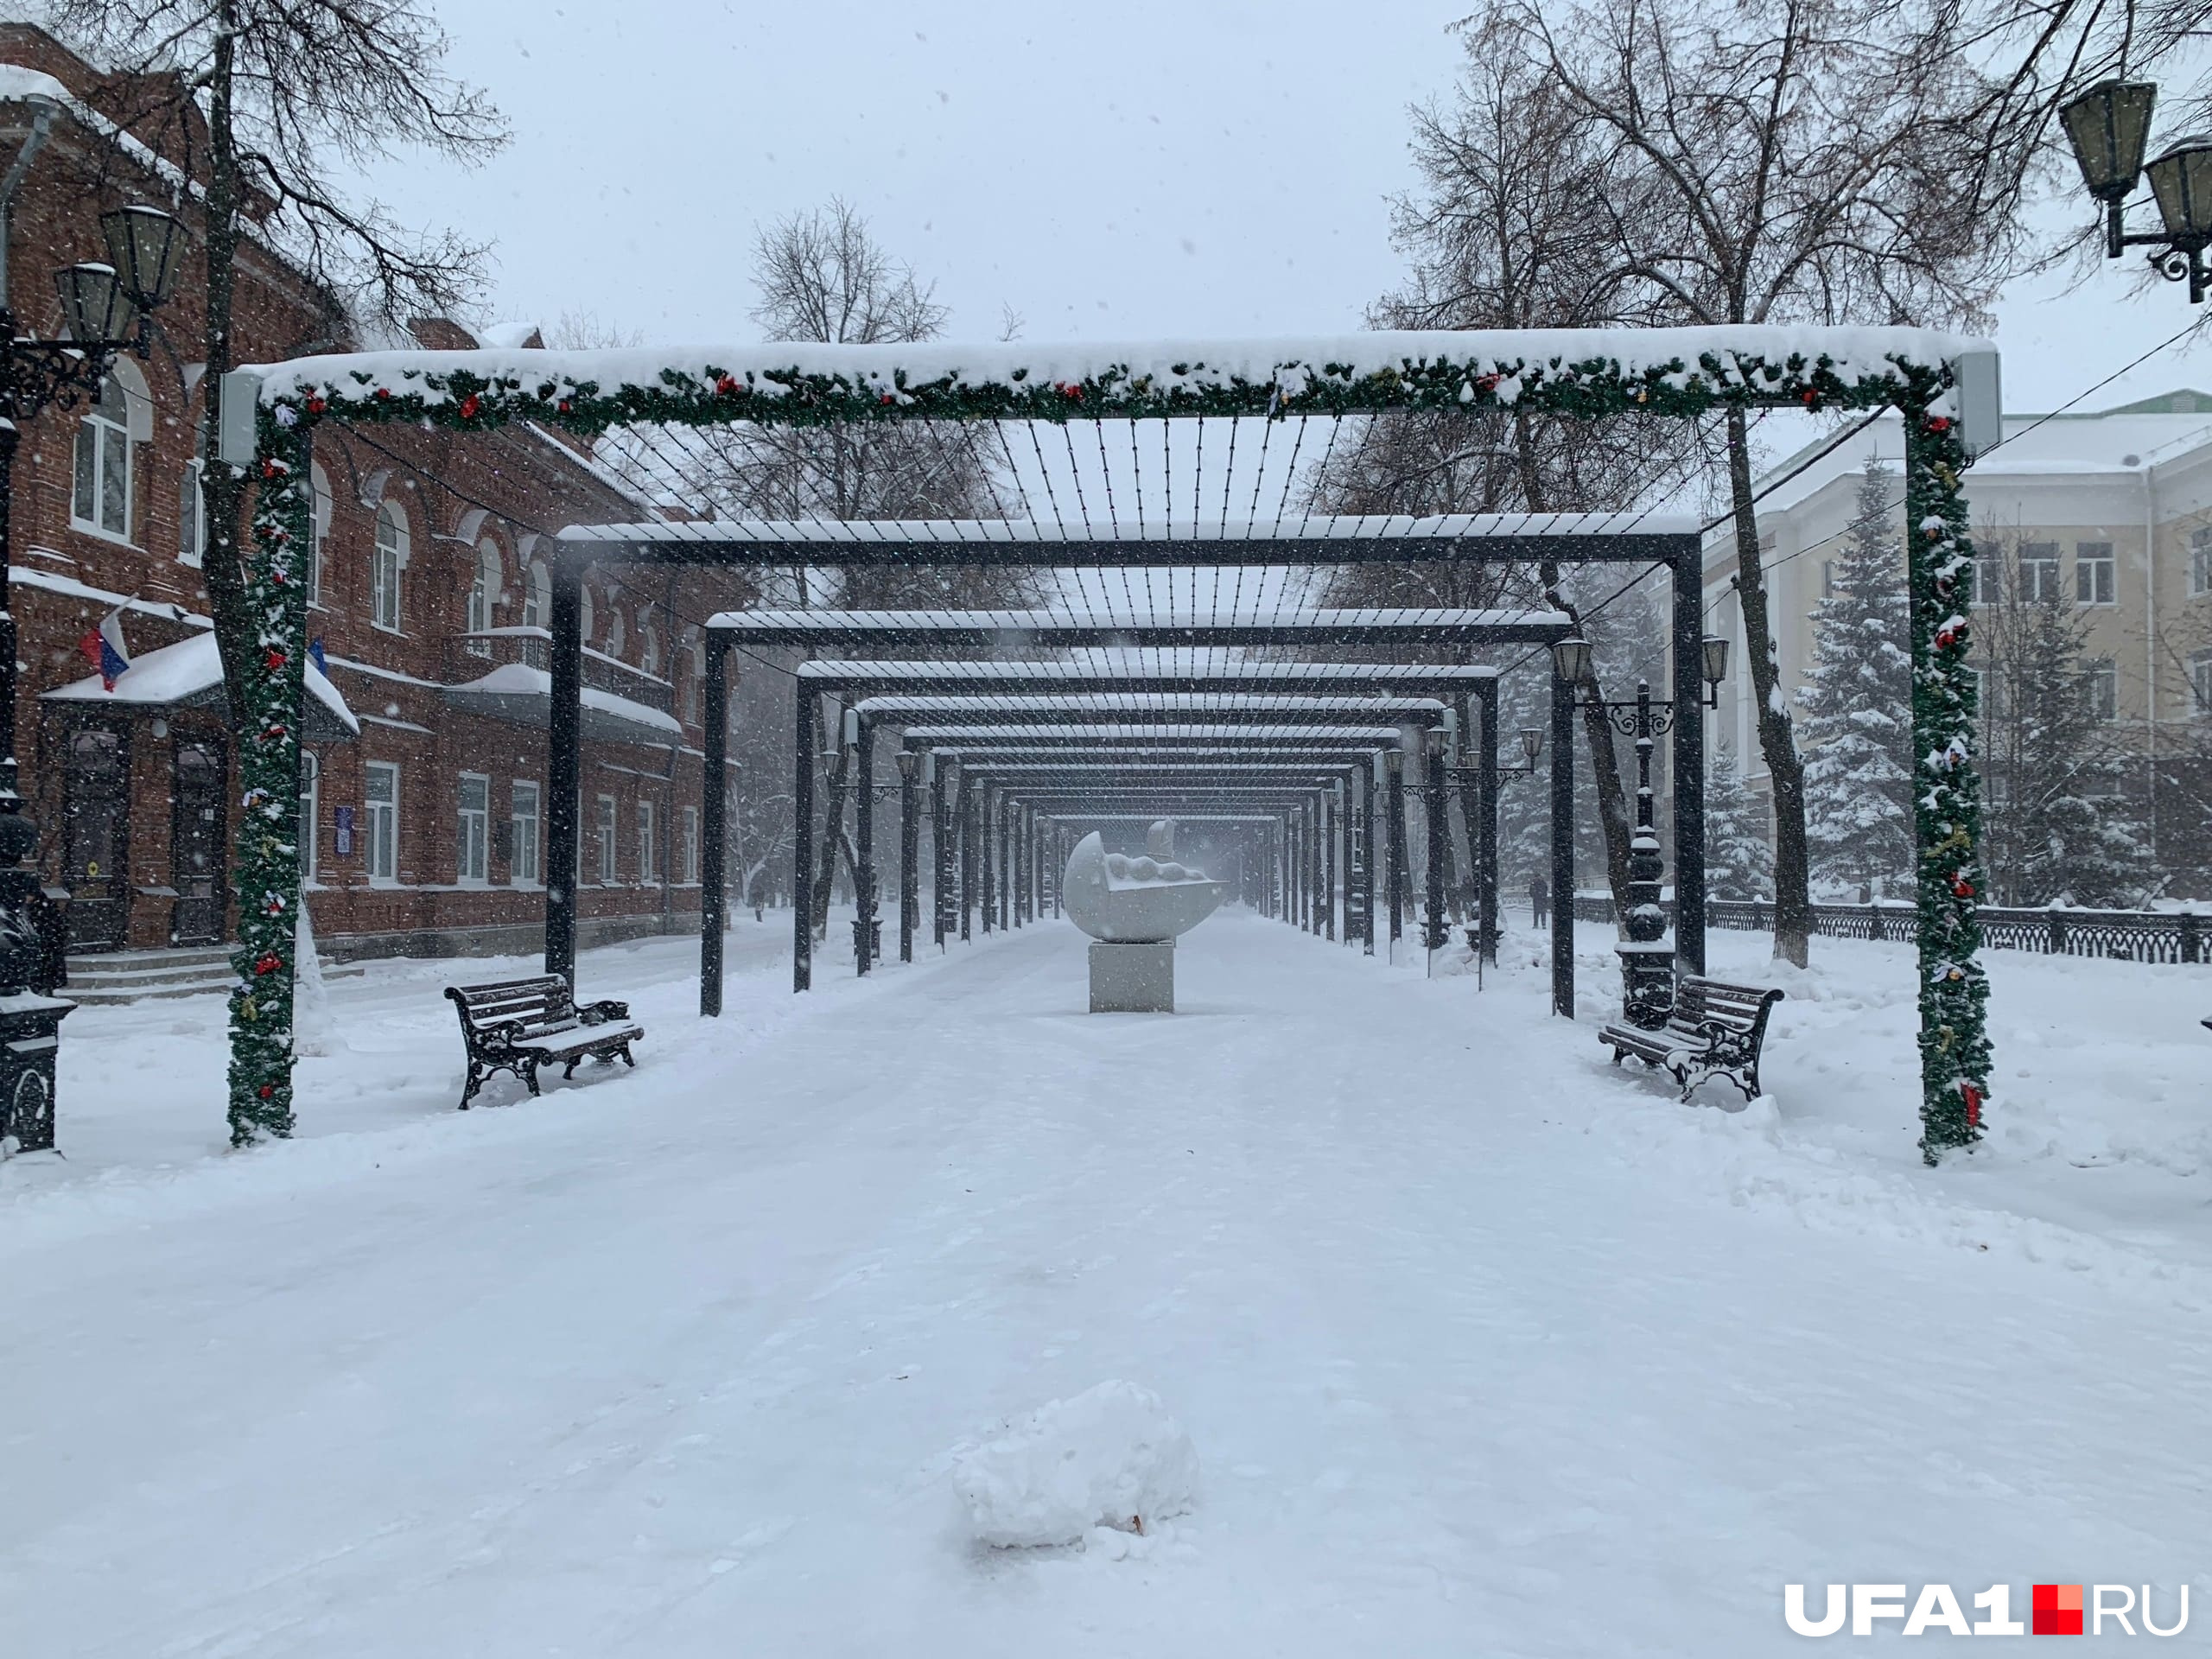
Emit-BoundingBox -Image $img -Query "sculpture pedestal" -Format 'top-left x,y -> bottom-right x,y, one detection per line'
1089,940 -> 1175,1013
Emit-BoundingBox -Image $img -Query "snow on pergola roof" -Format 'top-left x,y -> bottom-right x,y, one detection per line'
851,693 -> 1445,720
1045,814 -> 1283,824
558,511 -> 1699,564
903,725 -> 1408,744
798,659 -> 1500,685
253,325 -> 1989,416
710,607 -> 1570,647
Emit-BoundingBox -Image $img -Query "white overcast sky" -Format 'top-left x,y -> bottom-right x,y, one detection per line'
361,0 -> 2210,421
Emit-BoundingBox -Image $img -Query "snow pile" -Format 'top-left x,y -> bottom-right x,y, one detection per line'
952,1381 -> 1199,1548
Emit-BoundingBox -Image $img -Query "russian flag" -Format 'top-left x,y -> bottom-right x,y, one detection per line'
76,607 -> 130,691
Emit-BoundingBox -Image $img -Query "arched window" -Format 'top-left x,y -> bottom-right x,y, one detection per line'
72,372 -> 137,538
579,585 -> 595,646
308,463 -> 333,605
179,416 -> 207,567
521,559 -> 550,667
640,621 -> 660,678
683,629 -> 705,725
604,603 -> 626,661
300,750 -> 321,884
372,500 -> 408,632
466,537 -> 501,657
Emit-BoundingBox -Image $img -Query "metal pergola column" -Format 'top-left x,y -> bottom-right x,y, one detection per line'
699,634 -> 732,1015
545,550 -> 584,985
899,750 -> 918,963
1550,665 -> 1575,1018
855,719 -> 876,975
1476,678 -> 1500,966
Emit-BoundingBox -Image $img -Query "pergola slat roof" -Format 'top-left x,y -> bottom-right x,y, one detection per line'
709,607 -> 1570,648
564,511 -> 1699,566
905,725 -> 1408,745
798,660 -> 1502,688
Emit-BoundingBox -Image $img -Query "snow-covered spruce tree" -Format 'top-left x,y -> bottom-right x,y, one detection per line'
1977,556 -> 2153,906
1801,459 -> 1914,897
1705,742 -> 1772,901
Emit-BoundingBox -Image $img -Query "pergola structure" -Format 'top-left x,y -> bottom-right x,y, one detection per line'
225,326 -> 1999,1161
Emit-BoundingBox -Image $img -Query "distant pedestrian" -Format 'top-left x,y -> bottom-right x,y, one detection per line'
1529,873 -> 1550,928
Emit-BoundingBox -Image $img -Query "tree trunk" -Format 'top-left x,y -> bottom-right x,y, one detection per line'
197,3 -> 257,731
1538,554 -> 1636,925
1726,407 -> 1814,966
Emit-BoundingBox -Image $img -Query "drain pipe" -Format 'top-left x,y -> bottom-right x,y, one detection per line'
0,99 -> 62,309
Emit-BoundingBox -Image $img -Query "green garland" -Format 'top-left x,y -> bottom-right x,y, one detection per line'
1903,405 -> 1992,1162
226,405 -> 311,1147
226,343 -> 1994,1160
266,343 -> 1936,436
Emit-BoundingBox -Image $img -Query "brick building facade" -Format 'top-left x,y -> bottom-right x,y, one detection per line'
4,26 -> 748,969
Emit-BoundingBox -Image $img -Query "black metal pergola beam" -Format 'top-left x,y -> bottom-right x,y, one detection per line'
570,515 -> 1701,571
796,661 -> 1506,699
710,607 -> 1573,650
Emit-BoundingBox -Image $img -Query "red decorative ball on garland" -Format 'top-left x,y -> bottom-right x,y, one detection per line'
252,952 -> 282,976
458,393 -> 481,420
1925,415 -> 1953,434
1800,387 -> 1820,409
306,395 -> 326,416
1951,874 -> 1974,899
374,386 -> 391,400
258,1084 -> 274,1100
714,373 -> 740,396
264,647 -> 288,671
1058,382 -> 1084,402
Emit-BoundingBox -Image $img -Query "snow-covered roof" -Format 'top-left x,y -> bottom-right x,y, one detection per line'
1747,389 -> 2212,518
44,632 -> 359,737
563,511 -> 1696,546
444,661 -> 682,739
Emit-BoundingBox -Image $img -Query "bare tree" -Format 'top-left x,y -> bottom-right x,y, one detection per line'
1306,41 -> 1704,918
685,200 -> 1042,935
49,0 -> 507,723
1496,0 -> 2029,963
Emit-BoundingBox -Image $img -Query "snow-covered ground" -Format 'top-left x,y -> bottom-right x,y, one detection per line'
3,910 -> 2206,1655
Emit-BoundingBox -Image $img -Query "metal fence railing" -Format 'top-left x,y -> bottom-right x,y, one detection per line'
1568,894 -> 2210,965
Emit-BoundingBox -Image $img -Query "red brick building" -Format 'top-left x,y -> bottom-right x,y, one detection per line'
3,27 -> 748,984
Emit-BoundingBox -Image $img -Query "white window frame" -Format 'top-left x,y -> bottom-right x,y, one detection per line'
2192,651 -> 2212,717
457,772 -> 490,884
308,464 -> 332,607
2083,658 -> 2118,723
2193,527 -> 2212,598
2018,543 -> 2062,604
1970,550 -> 2000,608
511,780 -> 541,886
2075,541 -> 2116,607
365,761 -> 401,885
596,793 -> 618,884
467,537 -> 500,656
682,804 -> 700,884
179,455 -> 205,567
71,372 -> 133,542
372,501 -> 408,633
638,798 -> 657,884
300,749 -> 320,884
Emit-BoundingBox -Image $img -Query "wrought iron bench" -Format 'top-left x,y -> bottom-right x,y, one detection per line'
1599,974 -> 1783,1103
444,974 -> 643,1109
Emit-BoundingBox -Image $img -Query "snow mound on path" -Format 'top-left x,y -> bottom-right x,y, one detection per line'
952,1381 -> 1199,1548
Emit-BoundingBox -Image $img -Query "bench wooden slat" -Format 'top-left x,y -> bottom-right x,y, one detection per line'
446,978 -> 643,1109
1599,973 -> 1782,1104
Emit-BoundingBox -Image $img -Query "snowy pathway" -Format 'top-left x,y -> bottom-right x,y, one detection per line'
3,913 -> 2206,1655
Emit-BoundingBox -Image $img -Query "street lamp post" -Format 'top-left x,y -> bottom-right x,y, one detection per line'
1552,635 -> 1730,1031
0,205 -> 182,1154
2059,79 -> 2212,302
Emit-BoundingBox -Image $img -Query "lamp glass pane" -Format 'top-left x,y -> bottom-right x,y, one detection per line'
1703,634 -> 1731,685
57,263 -> 131,344
103,206 -> 183,306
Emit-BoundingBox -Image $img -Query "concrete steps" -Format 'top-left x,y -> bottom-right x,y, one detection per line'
61,945 -> 365,1006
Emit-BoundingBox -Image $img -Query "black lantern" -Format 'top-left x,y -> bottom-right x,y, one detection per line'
1519,726 -> 1544,765
2061,81 -> 2158,208
100,204 -> 186,309
894,749 -> 918,782
2059,78 -> 2212,303
1551,635 -> 1594,684
1701,634 -> 1731,706
55,261 -> 134,346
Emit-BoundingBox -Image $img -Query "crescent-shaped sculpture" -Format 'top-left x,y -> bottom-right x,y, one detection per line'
1061,830 -> 1225,944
